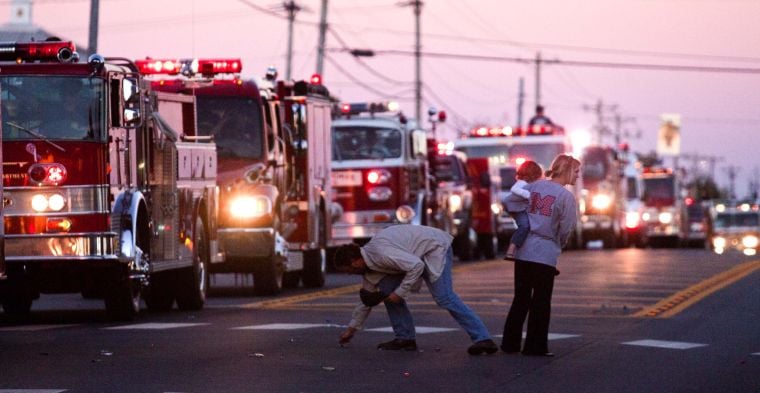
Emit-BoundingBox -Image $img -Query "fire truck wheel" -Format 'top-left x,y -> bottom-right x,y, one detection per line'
104,276 -> 141,321
282,272 -> 301,288
253,257 -> 284,296
1,285 -> 33,318
176,218 -> 208,311
454,230 -> 476,261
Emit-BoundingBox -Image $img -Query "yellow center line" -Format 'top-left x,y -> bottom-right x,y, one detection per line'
633,259 -> 760,318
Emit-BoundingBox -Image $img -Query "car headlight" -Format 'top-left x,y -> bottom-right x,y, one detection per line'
625,211 -> 640,229
658,212 -> 673,224
448,194 -> 462,213
591,194 -> 612,210
712,236 -> 726,249
229,196 -> 272,218
741,235 -> 759,249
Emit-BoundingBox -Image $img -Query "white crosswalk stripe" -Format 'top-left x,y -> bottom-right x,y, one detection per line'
752,353 -> 760,356
232,323 -> 335,330
104,323 -> 209,330
0,390 -> 67,393
0,325 -> 79,332
622,339 -> 707,350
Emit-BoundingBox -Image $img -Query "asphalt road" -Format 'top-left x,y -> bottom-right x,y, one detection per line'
1,247 -> 758,393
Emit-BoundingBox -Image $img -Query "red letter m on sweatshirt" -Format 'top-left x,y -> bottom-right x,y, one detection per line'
529,192 -> 556,216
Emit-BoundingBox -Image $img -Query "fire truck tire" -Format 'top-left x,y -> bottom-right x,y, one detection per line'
176,218 -> 208,311
302,211 -> 327,288
476,234 -> 496,260
254,257 -> 284,296
144,271 -> 175,312
454,230 -> 476,261
1,282 -> 34,318
282,272 -> 301,288
104,276 -> 141,321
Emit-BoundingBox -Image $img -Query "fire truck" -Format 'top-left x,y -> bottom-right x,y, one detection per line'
639,167 -> 685,247
136,59 -> 334,292
0,41 -> 216,320
579,145 -> 626,248
330,102 -> 429,244
427,140 -> 477,260
454,124 -> 582,252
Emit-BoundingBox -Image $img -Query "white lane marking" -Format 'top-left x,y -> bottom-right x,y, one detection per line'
0,390 -> 67,393
752,353 -> 760,356
232,323 -> 331,330
0,325 -> 79,332
365,326 -> 458,334
622,339 -> 707,350
492,333 -> 581,341
104,323 -> 209,330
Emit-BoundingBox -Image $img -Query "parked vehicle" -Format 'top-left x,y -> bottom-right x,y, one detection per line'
0,41 -> 216,319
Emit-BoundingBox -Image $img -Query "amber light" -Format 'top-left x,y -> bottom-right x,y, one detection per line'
47,218 -> 72,232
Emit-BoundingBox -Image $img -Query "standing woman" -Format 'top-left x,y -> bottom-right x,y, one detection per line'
501,154 -> 580,356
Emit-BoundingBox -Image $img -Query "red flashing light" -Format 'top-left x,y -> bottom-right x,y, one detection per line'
28,163 -> 67,186
366,169 -> 391,185
310,73 -> 322,85
685,197 -> 694,206
341,103 -> 351,114
0,41 -> 76,62
438,111 -> 447,123
135,58 -> 242,76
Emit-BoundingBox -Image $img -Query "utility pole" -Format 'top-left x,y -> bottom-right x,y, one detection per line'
315,0 -> 328,76
582,99 -> 616,145
284,0 -> 301,80
400,0 -> 423,122
516,77 -> 525,127
87,0 -> 99,55
534,52 -> 541,109
723,165 -> 741,200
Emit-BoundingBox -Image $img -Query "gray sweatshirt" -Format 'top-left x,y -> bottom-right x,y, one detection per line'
348,225 -> 454,329
510,179 -> 577,267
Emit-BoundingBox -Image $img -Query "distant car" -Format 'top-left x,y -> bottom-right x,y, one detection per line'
709,202 -> 760,256
683,199 -> 711,248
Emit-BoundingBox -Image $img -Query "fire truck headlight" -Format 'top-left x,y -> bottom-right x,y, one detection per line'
741,235 -> 759,249
448,194 -> 462,213
625,211 -> 640,229
712,236 -> 726,250
31,194 -> 49,212
368,187 -> 392,202
396,205 -> 416,224
48,194 -> 66,211
658,212 -> 673,224
591,194 -> 612,210
367,169 -> 391,185
641,212 -> 651,222
229,196 -> 272,218
491,202 -> 502,215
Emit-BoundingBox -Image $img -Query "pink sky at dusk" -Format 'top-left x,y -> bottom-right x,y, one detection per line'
3,0 -> 759,197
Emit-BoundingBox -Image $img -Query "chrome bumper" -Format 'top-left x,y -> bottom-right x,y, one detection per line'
218,227 -> 278,258
4,234 -> 117,261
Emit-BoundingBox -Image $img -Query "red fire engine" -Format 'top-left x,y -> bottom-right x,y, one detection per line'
331,102 -> 430,244
0,41 -> 216,320
640,167 -> 685,247
579,145 -> 626,248
275,77 -> 335,288
135,59 -> 333,292
454,124 -> 582,252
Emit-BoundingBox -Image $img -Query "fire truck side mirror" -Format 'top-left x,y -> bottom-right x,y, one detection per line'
121,78 -> 141,127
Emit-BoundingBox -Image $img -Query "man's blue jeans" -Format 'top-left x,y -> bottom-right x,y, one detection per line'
378,247 -> 492,343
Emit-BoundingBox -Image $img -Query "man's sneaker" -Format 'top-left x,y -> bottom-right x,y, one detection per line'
467,339 -> 498,355
377,338 -> 417,351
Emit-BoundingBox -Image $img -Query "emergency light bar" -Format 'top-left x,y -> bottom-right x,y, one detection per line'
468,124 -> 564,137
0,41 -> 76,63
135,58 -> 242,76
340,101 -> 399,116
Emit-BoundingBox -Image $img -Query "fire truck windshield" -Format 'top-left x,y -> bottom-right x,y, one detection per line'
642,177 -> 676,206
196,96 -> 264,159
714,212 -> 759,229
433,155 -> 466,182
1,76 -> 105,142
456,142 -> 565,169
581,147 -> 610,182
332,126 -> 402,161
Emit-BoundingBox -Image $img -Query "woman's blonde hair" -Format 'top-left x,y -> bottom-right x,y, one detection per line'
545,154 -> 581,180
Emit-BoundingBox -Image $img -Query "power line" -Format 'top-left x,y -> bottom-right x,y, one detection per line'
324,54 -> 408,99
338,49 -> 760,74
